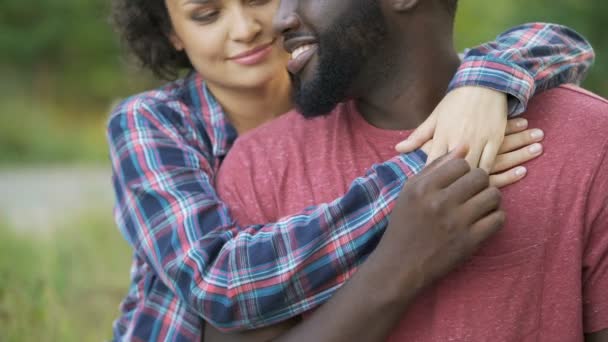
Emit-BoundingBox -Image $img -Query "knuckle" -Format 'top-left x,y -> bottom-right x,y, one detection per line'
494,210 -> 506,228
412,181 -> 428,199
428,196 -> 446,214
488,187 -> 502,203
472,168 -> 490,186
451,158 -> 470,173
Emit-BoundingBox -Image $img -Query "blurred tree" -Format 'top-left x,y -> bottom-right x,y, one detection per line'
0,0 -> 154,110
456,0 -> 607,95
0,0 -> 605,164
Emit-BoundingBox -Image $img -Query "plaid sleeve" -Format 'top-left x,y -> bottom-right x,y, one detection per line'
107,97 -> 426,331
449,22 -> 595,115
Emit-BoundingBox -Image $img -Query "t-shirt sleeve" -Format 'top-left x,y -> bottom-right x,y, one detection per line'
582,142 -> 608,333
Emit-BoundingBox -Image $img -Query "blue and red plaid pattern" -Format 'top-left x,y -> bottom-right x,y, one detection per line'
449,23 -> 595,115
109,23 -> 594,341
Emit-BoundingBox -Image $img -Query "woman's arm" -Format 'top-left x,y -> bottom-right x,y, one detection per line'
109,94 -> 542,332
452,22 -> 594,115
108,96 -> 426,332
205,147 -> 505,342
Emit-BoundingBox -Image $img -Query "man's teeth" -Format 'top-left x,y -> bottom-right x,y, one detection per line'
292,45 -> 314,60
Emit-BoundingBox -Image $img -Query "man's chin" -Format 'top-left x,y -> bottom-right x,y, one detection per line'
294,92 -> 341,119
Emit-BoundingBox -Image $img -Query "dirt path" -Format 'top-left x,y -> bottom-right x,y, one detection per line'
0,165 -> 114,232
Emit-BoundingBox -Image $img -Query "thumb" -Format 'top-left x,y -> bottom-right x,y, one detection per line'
395,113 -> 437,153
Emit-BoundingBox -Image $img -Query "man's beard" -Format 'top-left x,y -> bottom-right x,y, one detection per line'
292,0 -> 388,118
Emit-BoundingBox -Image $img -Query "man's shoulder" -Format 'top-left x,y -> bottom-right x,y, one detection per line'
527,85 -> 608,119
557,84 -> 608,105
525,85 -> 608,139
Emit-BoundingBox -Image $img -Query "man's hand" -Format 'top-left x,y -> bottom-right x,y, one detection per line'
377,144 -> 504,297
205,146 -> 504,342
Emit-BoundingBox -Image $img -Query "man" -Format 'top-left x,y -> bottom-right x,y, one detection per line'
212,0 -> 608,340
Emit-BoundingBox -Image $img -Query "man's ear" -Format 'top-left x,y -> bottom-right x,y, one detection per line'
389,0 -> 419,12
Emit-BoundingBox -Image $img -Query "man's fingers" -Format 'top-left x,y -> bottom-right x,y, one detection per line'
422,144 -> 469,175
505,118 -> 528,135
491,143 -> 543,173
462,186 -> 502,226
423,158 -> 471,190
444,168 -> 489,204
396,114 -> 437,153
498,129 -> 544,154
489,167 -> 527,188
468,209 -> 505,247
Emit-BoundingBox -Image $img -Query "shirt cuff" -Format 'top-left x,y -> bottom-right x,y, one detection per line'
448,56 -> 536,117
392,150 -> 427,179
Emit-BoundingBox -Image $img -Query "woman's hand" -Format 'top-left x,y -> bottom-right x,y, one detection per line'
396,86 -> 509,171
402,118 -> 544,188
485,118 -> 543,187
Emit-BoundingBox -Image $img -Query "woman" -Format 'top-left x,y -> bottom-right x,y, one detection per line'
109,0 -> 594,340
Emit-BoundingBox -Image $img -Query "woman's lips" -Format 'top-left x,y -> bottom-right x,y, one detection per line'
287,44 -> 318,75
229,41 -> 275,66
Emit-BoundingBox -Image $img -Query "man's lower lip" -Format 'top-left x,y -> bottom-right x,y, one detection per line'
231,45 -> 273,66
287,46 -> 318,75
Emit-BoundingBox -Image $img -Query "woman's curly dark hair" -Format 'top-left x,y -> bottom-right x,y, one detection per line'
111,0 -> 192,79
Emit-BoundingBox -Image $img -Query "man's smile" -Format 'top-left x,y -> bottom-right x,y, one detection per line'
284,36 -> 319,74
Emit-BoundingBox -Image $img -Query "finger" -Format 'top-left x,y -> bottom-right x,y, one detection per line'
478,142 -> 500,173
498,129 -> 544,154
505,118 -> 528,135
419,139 -> 434,155
424,158 -> 471,190
491,143 -> 543,174
468,209 -> 505,247
422,144 -> 469,175
444,168 -> 490,204
395,113 -> 437,153
462,186 -> 503,227
465,142 -> 486,169
489,166 -> 527,188
426,141 -> 449,166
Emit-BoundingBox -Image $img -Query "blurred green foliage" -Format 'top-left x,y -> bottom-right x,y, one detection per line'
0,212 -> 131,342
456,0 -> 607,99
0,0 -> 606,164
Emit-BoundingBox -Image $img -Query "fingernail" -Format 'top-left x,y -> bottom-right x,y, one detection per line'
517,119 -> 528,128
529,143 -> 542,154
530,129 -> 544,140
515,166 -> 527,176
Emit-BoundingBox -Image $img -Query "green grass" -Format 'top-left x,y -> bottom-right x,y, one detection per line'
0,96 -> 111,166
0,212 -> 131,342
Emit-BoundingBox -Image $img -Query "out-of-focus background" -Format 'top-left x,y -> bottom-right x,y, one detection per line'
0,1 -> 606,341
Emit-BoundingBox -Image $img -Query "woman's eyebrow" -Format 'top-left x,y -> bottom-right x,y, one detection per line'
183,0 -> 214,5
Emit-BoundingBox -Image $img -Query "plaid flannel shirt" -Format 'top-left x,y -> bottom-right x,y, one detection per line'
109,23 -> 594,341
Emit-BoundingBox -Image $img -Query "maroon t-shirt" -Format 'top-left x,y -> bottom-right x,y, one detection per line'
217,85 -> 608,340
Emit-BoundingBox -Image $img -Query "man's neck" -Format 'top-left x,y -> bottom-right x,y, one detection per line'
354,29 -> 460,131
208,73 -> 293,135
